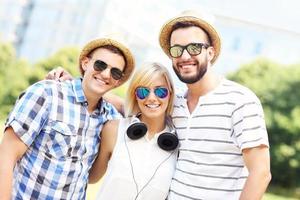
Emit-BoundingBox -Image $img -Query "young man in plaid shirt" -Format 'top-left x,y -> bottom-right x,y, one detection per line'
0,37 -> 134,199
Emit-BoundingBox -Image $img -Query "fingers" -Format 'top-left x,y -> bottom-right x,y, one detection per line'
45,67 -> 73,81
58,72 -> 73,81
45,68 -> 59,81
54,67 -> 65,81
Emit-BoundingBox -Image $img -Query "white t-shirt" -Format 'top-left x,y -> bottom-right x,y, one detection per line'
168,79 -> 269,200
96,117 -> 177,200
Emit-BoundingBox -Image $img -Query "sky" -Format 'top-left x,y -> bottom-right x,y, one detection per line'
178,0 -> 300,34
110,0 -> 300,61
1,0 -> 299,76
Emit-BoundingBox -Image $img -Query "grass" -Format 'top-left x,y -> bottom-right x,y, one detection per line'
263,193 -> 298,200
265,186 -> 300,200
86,181 -> 102,200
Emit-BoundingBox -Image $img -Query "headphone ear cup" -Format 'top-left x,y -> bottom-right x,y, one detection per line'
127,122 -> 147,140
157,132 -> 179,151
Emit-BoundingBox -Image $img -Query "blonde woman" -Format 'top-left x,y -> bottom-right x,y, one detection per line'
89,62 -> 178,200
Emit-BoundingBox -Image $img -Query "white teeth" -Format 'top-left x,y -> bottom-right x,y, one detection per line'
181,64 -> 195,69
95,77 -> 106,84
146,104 -> 159,108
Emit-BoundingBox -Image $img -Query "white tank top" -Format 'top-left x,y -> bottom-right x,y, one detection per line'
95,117 -> 177,200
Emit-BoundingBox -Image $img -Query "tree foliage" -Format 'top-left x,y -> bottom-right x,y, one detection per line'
0,42 -> 80,118
29,47 -> 80,84
0,42 -> 31,119
227,58 -> 300,188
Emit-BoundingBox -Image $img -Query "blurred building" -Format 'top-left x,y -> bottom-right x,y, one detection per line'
0,0 -> 300,82
0,0 -> 110,61
0,0 -> 28,46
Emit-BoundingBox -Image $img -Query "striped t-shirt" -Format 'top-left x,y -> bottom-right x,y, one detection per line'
168,78 -> 269,200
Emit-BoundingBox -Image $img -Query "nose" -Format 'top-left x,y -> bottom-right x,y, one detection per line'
146,90 -> 157,100
100,68 -> 111,79
180,49 -> 191,60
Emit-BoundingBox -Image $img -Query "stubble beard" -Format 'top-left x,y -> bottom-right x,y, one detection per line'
173,59 -> 208,84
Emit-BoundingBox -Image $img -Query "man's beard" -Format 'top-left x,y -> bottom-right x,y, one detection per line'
173,59 -> 208,84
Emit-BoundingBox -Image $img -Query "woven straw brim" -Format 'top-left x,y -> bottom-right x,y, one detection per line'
159,16 -> 221,64
79,38 -> 135,85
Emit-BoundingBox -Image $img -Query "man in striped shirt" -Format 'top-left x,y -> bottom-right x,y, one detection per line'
159,10 -> 271,199
0,37 -> 134,199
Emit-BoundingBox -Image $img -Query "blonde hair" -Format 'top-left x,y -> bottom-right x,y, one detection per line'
125,62 -> 175,117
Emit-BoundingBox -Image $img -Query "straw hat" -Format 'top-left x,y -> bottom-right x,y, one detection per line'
79,37 -> 135,85
159,10 -> 221,64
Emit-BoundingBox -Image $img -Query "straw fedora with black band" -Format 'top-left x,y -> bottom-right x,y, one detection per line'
159,10 -> 221,64
79,38 -> 135,85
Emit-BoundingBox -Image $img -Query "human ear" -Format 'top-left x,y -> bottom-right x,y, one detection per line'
81,57 -> 90,72
205,47 -> 214,63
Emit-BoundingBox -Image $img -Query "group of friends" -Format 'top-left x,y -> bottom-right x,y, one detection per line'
0,9 -> 271,200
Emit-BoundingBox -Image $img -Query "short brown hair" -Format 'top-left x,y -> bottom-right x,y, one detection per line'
170,21 -> 212,45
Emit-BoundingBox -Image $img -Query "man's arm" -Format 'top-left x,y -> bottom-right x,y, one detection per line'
239,146 -> 271,200
89,120 -> 119,183
0,127 -> 28,199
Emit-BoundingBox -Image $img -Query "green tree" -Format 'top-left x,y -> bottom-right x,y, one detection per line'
0,43 -> 81,120
227,58 -> 300,189
111,83 -> 128,98
0,41 -> 31,119
29,47 -> 80,84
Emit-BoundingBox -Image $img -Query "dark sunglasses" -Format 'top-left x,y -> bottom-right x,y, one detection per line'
135,87 -> 169,100
169,43 -> 210,58
93,60 -> 123,80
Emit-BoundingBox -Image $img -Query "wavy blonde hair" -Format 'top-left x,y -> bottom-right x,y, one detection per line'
125,62 -> 174,117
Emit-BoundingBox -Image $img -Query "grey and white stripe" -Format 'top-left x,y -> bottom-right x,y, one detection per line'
168,79 -> 269,200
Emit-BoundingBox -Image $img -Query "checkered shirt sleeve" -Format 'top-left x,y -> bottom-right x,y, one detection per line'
5,81 -> 49,146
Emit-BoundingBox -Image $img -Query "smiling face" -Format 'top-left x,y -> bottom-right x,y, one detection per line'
81,48 -> 125,98
136,74 -> 170,121
170,26 -> 214,84
125,62 -> 174,119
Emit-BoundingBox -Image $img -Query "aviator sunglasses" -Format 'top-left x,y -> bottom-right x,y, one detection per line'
135,87 -> 169,100
93,59 -> 124,80
169,42 -> 210,58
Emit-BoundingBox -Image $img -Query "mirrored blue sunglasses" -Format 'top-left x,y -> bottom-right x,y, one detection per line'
135,87 -> 169,100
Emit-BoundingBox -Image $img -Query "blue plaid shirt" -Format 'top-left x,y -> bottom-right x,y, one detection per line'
5,78 -> 121,200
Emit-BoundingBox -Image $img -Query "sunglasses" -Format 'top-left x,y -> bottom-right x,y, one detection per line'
135,87 -> 169,100
93,60 -> 123,80
169,43 -> 210,58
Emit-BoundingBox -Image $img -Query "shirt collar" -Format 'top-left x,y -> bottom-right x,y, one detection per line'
72,78 -> 87,103
71,78 -> 108,115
